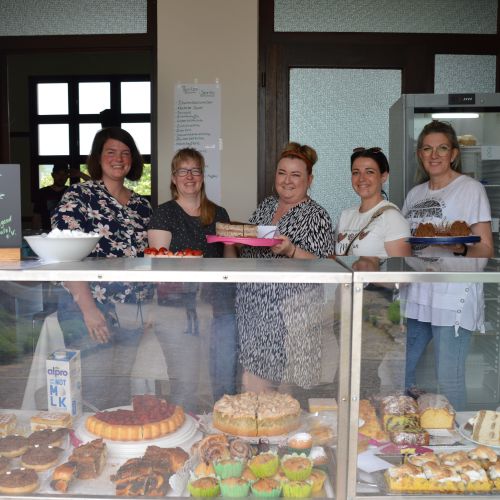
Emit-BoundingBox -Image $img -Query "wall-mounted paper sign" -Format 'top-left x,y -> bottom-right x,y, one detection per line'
174,83 -> 221,203
0,164 -> 22,248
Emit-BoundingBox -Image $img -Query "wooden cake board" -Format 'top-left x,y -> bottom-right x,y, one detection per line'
0,248 -> 21,260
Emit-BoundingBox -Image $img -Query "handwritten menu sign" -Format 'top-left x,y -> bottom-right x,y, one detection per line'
174,83 -> 221,203
0,164 -> 22,248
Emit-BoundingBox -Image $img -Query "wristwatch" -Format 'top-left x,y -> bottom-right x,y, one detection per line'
453,243 -> 468,257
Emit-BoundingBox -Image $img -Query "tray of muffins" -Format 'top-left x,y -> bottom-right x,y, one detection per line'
183,432 -> 336,497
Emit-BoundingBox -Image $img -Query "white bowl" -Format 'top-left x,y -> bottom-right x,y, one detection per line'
24,234 -> 102,263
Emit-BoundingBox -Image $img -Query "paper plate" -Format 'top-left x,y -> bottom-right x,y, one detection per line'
206,235 -> 282,247
408,235 -> 480,245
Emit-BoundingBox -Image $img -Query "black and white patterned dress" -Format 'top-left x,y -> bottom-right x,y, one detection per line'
236,196 -> 336,388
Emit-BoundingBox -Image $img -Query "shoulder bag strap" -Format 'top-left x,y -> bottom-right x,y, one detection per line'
342,205 -> 400,256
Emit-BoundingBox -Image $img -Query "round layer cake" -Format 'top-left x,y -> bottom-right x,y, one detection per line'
213,391 -> 301,437
85,395 -> 185,441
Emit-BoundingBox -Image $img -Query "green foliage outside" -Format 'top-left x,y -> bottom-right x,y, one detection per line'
388,300 -> 401,324
0,306 -> 35,363
39,164 -> 152,196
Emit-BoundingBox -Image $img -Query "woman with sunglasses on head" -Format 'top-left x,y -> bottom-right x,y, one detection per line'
335,147 -> 411,258
147,148 -> 237,409
401,120 -> 493,410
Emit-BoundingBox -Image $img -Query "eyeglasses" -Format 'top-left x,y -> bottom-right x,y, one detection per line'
419,145 -> 452,157
174,168 -> 203,177
352,147 -> 382,154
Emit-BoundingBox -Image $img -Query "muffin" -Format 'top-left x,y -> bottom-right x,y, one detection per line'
251,478 -> 282,497
241,466 -> 257,483
281,454 -> 313,481
194,461 -> 215,477
287,432 -> 313,455
308,446 -> 329,471
282,480 -> 313,498
219,477 -> 250,497
214,458 -> 245,479
272,469 -> 288,484
188,477 -> 220,497
309,469 -> 327,493
248,452 -> 280,478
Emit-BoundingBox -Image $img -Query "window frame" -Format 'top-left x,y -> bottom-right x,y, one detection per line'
28,74 -> 151,198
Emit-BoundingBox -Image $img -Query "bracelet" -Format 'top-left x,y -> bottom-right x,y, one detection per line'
453,243 -> 468,257
289,245 -> 296,258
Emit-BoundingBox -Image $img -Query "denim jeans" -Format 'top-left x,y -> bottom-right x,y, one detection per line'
405,318 -> 472,410
57,290 -> 142,410
209,313 -> 237,401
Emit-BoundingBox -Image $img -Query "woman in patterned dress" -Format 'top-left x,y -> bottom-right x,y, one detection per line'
52,127 -> 152,408
236,142 -> 336,392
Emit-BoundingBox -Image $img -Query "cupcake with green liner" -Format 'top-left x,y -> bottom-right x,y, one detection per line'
248,452 -> 280,478
241,466 -> 258,484
282,480 -> 313,498
281,454 -> 313,481
188,477 -> 220,497
214,458 -> 245,479
219,477 -> 250,497
251,478 -> 282,497
308,446 -> 329,471
287,432 -> 313,455
309,469 -> 327,493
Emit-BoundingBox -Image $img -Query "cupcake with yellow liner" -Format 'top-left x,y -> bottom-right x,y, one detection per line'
282,479 -> 313,498
281,453 -> 313,481
248,452 -> 280,478
309,469 -> 327,493
214,458 -> 245,479
287,432 -> 313,455
219,477 -> 250,497
251,478 -> 282,497
188,477 -> 220,497
194,461 -> 216,477
241,466 -> 257,483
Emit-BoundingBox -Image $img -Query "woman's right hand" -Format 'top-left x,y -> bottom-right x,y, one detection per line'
82,305 -> 111,344
64,281 -> 112,344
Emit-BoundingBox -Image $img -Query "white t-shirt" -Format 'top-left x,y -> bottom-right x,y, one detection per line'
335,200 -> 411,258
401,174 -> 491,332
402,174 -> 491,258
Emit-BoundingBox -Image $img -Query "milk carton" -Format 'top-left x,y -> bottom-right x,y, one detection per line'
46,349 -> 82,417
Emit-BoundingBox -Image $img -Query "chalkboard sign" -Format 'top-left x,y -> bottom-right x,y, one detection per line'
0,164 -> 22,248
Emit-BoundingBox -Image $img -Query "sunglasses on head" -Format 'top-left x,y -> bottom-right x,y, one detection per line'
352,147 -> 383,154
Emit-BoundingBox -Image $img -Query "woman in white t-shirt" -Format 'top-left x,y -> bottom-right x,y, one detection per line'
401,120 -> 494,410
335,147 -> 411,258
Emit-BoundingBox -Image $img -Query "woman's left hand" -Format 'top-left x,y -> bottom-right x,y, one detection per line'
271,235 -> 296,257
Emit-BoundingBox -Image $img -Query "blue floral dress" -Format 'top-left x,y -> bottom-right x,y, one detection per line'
51,180 -> 152,304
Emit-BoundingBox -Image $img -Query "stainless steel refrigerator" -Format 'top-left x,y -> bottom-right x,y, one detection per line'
389,93 -> 500,408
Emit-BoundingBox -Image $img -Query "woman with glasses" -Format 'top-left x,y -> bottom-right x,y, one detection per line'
335,147 -> 411,257
236,142 -> 336,393
147,148 -> 237,409
401,120 -> 493,410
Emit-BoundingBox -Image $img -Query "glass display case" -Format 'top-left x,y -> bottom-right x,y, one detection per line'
0,257 -> 351,499
4,256 -> 500,499
344,256 -> 500,499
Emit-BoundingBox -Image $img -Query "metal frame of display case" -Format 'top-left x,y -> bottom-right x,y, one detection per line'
343,256 -> 500,500
0,257 -> 352,500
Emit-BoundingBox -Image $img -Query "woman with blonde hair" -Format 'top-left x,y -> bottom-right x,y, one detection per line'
148,148 -> 237,408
